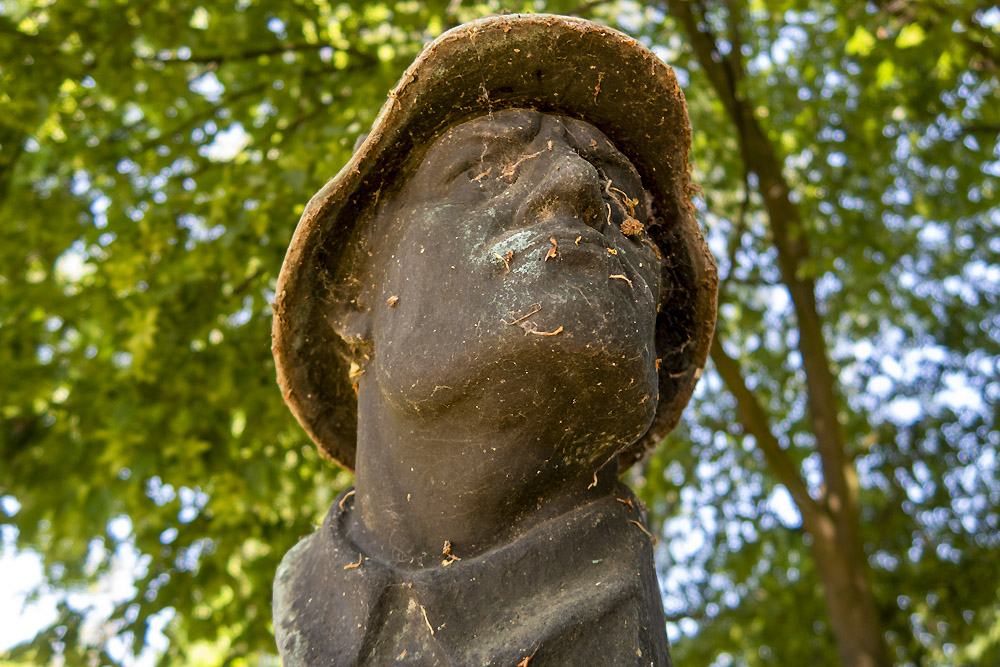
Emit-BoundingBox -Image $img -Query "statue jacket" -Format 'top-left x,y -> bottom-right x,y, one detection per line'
273,485 -> 672,666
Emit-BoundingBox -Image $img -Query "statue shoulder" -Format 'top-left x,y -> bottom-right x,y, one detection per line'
273,496 -> 389,666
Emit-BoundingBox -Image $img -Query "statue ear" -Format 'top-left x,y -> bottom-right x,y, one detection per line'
325,193 -> 379,363
331,299 -> 373,357
325,239 -> 376,366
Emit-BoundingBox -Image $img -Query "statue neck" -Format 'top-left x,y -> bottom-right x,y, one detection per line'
349,381 -> 621,568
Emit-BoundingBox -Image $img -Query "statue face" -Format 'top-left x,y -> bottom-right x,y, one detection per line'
356,109 -> 663,460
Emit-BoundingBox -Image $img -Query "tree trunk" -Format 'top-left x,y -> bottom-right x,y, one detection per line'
670,3 -> 891,664
812,514 -> 891,667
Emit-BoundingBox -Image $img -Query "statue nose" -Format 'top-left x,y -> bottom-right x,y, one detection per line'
512,149 -> 606,232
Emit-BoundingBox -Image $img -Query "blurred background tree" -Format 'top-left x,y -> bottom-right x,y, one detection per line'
1,0 -> 996,665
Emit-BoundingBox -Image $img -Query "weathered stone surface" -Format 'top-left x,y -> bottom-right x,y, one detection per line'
271,14 -> 717,667
275,486 -> 670,666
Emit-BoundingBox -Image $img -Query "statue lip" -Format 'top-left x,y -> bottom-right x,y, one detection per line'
487,219 -> 622,270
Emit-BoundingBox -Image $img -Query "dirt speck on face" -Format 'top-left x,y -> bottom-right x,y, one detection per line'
544,237 -> 558,261
620,218 -> 644,236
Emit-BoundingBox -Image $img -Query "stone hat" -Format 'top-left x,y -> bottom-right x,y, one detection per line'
272,14 -> 718,471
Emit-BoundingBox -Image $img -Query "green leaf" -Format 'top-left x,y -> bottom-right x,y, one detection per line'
896,23 -> 926,49
845,26 -> 876,56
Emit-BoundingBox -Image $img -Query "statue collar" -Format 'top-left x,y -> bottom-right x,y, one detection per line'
274,486 -> 672,666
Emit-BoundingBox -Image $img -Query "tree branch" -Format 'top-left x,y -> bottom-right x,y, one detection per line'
877,0 -> 996,72
0,126 -> 26,210
725,0 -> 744,87
565,0 -> 611,18
105,58 -> 365,155
959,123 -> 1000,138
719,168 -> 751,288
102,79 -> 273,155
709,337 -> 824,532
145,42 -> 377,67
672,1 -> 858,533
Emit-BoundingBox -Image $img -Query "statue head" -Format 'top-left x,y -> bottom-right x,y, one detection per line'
272,15 -> 717,474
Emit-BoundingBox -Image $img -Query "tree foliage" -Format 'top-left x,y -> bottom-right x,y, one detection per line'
1,1 -> 997,665
627,2 -> 999,665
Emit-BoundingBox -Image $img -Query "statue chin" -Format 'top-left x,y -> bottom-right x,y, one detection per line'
370,318 -> 659,445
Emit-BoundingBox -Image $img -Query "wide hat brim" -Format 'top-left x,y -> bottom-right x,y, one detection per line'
272,14 -> 718,471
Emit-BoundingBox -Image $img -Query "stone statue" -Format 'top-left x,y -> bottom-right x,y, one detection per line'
271,14 -> 717,667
